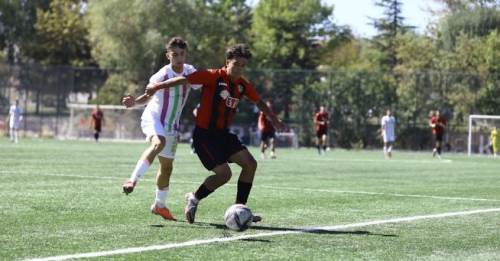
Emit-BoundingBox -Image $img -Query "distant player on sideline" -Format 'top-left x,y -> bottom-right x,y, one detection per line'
314,106 -> 329,155
429,110 -> 447,158
258,100 -> 277,159
121,37 -> 199,221
90,105 -> 104,142
8,99 -> 23,143
145,44 -> 284,224
380,109 -> 396,159
491,127 -> 498,158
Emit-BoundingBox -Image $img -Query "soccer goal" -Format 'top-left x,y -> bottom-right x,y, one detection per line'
467,114 -> 500,156
64,103 -> 145,141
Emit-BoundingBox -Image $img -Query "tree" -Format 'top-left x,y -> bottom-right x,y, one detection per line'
251,0 -> 335,69
28,0 -> 93,66
251,0 -> 337,120
0,0 -> 50,63
439,7 -> 500,49
198,0 -> 252,46
370,0 -> 414,71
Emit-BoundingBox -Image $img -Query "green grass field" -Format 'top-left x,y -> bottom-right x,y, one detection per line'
1,138 -> 500,260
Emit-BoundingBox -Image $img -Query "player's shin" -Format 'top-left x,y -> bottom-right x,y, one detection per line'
236,180 -> 253,204
130,159 -> 150,183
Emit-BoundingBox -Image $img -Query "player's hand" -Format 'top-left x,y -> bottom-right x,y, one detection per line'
145,83 -> 159,96
122,95 -> 135,108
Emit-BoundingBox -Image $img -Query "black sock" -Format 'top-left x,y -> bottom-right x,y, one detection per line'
194,184 -> 213,201
236,180 -> 253,204
323,145 -> 327,151
317,145 -> 321,153
437,146 -> 442,155
94,133 -> 99,141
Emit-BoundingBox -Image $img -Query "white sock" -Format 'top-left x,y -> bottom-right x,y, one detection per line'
155,187 -> 169,207
383,146 -> 387,154
10,129 -> 14,141
387,146 -> 392,153
14,130 -> 18,143
130,159 -> 150,183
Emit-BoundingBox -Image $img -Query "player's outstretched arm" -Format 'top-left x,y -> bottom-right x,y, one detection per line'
256,100 -> 285,131
145,76 -> 188,96
122,92 -> 154,108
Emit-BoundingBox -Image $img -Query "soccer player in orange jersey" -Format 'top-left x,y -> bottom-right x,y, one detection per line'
145,44 -> 284,224
258,100 -> 277,159
429,110 -> 447,158
314,106 -> 329,155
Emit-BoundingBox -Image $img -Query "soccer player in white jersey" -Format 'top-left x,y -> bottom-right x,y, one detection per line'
8,99 -> 23,143
381,109 -> 396,159
121,37 -> 199,221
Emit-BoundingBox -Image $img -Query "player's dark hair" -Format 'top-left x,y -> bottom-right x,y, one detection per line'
226,44 -> 252,60
166,37 -> 188,51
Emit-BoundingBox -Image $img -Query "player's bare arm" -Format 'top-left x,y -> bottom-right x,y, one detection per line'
256,100 -> 285,130
122,93 -> 152,108
145,76 -> 188,96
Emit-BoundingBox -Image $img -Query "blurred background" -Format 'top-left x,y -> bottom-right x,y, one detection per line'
0,0 -> 499,152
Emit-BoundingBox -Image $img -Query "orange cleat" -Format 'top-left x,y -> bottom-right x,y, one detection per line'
151,204 -> 177,221
122,180 -> 136,195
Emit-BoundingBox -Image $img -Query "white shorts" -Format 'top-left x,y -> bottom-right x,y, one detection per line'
9,120 -> 20,129
383,134 -> 395,143
141,119 -> 178,159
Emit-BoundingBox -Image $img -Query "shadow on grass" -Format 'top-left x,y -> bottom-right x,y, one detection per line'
151,221 -> 397,238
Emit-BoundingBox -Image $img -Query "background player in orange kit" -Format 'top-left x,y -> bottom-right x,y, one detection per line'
258,100 -> 277,159
314,105 -> 329,155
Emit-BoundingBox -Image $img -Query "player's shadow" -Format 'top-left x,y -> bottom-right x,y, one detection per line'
149,221 -> 396,238
198,222 -> 397,238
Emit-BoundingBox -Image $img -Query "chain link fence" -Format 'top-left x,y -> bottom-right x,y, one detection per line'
1,62 -> 495,152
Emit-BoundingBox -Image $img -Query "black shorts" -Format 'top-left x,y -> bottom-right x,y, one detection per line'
316,127 -> 327,138
192,127 -> 246,170
260,130 -> 275,142
94,126 -> 102,132
435,132 -> 443,142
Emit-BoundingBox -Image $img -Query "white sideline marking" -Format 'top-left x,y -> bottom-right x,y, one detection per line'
35,173 -> 500,202
24,207 -> 500,261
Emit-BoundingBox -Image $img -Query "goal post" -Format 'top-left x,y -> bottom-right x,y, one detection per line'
468,114 -> 500,156
65,103 -> 144,141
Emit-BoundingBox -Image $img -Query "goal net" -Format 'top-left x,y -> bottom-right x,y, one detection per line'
467,114 -> 500,156
64,104 -> 145,141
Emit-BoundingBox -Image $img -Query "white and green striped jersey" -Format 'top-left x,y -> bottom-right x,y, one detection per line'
141,64 -> 198,133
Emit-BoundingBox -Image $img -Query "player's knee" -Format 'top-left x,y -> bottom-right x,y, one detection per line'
242,157 -> 257,172
217,170 -> 232,183
151,139 -> 166,153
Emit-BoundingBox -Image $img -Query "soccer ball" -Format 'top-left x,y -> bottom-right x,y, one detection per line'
224,204 -> 253,231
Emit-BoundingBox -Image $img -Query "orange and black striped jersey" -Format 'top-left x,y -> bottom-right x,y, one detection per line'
187,68 -> 260,130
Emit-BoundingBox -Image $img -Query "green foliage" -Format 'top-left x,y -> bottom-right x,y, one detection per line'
0,0 -> 50,63
439,7 -> 500,49
251,0 -> 335,69
93,73 -> 135,105
370,0 -> 414,71
87,0 -> 254,103
29,0 -> 93,66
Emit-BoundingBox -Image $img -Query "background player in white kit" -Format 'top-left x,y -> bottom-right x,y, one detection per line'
8,99 -> 23,143
381,109 -> 396,159
121,37 -> 199,221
